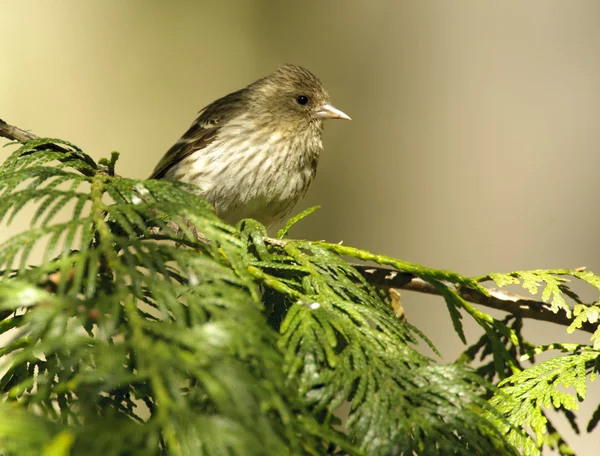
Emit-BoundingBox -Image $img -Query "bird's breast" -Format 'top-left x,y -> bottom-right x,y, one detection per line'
179,119 -> 323,225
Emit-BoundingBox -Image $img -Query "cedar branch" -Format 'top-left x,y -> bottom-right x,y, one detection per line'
0,117 -> 595,335
0,118 -> 37,142
354,265 -> 595,334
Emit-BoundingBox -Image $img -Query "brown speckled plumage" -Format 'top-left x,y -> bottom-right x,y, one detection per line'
150,64 -> 349,226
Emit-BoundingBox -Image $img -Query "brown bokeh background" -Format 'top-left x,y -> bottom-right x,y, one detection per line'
2,1 -> 600,453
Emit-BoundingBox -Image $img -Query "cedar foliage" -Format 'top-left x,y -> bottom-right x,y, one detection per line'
0,138 -> 599,455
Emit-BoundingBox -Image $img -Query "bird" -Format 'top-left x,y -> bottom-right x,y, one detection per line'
150,63 -> 350,227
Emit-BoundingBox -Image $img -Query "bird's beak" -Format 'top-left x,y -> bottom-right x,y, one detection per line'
316,103 -> 351,120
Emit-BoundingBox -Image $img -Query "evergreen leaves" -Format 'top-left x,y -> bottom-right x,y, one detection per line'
490,349 -> 600,455
0,140 -> 335,455
245,236 -> 518,455
0,138 -> 599,455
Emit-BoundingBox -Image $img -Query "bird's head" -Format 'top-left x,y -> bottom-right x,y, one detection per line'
247,63 -> 350,130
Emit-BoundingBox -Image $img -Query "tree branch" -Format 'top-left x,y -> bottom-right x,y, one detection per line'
1,117 -> 595,335
0,118 -> 38,142
355,265 -> 596,334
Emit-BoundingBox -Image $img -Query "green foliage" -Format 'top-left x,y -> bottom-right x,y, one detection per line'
245,231 -> 516,455
485,267 -> 600,361
489,348 -> 599,456
486,269 -> 600,319
570,303 -> 600,349
469,270 -> 600,455
0,138 -> 599,455
0,140 -> 333,456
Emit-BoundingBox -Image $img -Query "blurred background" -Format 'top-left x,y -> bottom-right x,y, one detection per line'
2,1 -> 600,453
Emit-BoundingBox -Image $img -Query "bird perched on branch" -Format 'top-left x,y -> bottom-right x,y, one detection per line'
150,64 -> 350,226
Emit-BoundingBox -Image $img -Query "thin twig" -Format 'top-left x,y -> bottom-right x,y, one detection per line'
355,265 -> 596,334
1,117 -> 97,175
0,118 -> 38,142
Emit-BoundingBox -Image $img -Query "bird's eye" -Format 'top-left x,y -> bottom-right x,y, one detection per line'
296,95 -> 309,105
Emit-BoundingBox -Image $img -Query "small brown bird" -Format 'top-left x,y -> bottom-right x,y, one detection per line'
150,64 -> 350,226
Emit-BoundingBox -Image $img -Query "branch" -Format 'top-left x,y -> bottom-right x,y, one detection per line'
355,265 -> 596,334
1,117 -> 595,335
1,118 -> 98,176
0,118 -> 38,142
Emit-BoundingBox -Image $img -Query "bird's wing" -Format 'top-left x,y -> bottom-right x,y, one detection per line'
149,119 -> 219,179
150,89 -> 246,179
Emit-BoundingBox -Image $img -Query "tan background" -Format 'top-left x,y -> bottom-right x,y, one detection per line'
2,1 -> 600,453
